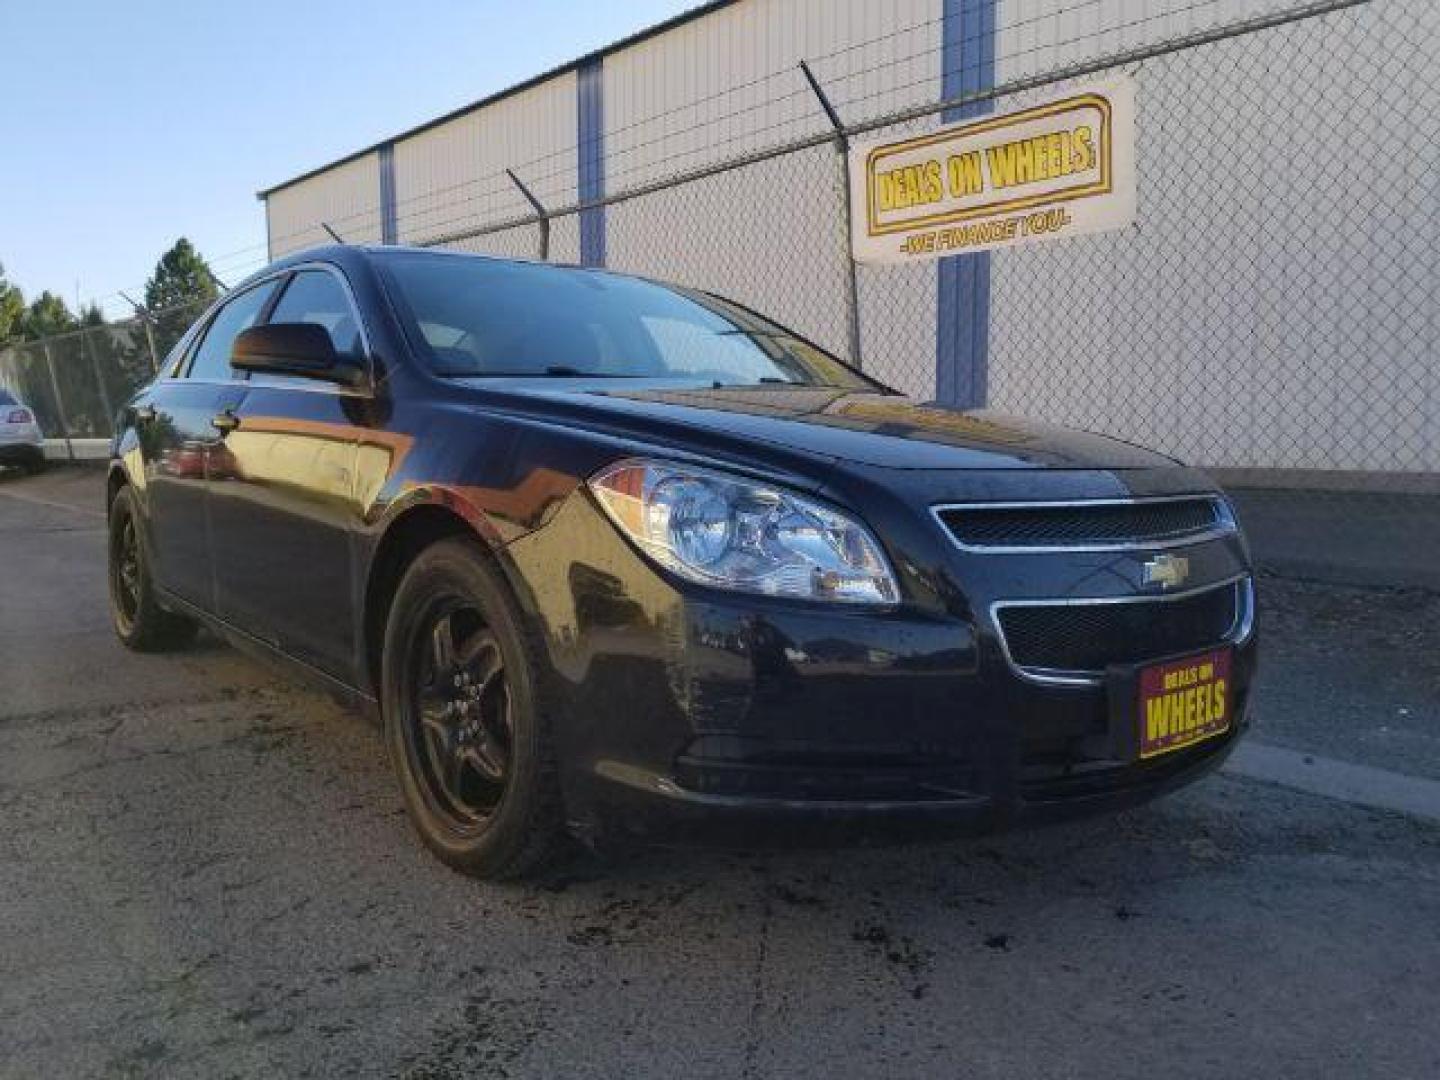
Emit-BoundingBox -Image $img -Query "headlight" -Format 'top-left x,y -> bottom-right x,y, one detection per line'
588,459 -> 898,605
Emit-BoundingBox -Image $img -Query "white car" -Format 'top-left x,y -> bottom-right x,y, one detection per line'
0,388 -> 45,472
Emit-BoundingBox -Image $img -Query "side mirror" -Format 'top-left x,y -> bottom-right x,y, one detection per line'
230,323 -> 365,387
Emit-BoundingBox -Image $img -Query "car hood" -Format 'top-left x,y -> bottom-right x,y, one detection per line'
472,382 -> 1178,471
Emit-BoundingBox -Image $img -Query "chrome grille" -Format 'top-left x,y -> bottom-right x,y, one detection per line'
935,497 -> 1229,552
993,577 -> 1251,685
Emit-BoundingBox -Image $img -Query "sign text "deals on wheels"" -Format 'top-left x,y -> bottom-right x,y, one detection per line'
849,77 -> 1136,265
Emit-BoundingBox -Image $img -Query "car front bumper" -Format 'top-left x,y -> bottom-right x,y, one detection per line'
578,723 -> 1246,848
505,487 -> 1257,848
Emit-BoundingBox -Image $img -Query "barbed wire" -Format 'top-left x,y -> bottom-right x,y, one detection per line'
102,0 -> 1153,283
55,0 -> 1372,330
290,0 -> 1345,257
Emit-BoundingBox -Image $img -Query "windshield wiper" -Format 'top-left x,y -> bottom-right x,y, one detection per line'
438,365 -> 649,378
539,365 -> 642,378
705,376 -> 813,389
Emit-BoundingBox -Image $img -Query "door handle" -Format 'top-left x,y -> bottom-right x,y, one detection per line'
211,409 -> 240,433
135,405 -> 156,424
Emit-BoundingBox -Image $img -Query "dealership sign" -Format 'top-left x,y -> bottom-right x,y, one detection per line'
849,77 -> 1136,264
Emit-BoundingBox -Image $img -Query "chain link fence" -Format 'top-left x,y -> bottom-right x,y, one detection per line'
7,0 -> 1434,584
433,0 -> 1437,585
0,297 -> 209,451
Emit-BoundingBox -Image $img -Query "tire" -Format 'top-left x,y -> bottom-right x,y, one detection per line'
107,484 -> 198,651
382,537 -> 566,880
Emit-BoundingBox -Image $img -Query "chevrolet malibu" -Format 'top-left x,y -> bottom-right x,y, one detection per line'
106,246 -> 1255,879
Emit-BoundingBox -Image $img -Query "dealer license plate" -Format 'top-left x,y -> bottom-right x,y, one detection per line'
1136,648 -> 1233,759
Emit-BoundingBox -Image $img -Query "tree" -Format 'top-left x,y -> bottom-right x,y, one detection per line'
0,262 -> 25,346
21,291 -> 77,339
143,238 -> 220,356
143,238 -> 219,314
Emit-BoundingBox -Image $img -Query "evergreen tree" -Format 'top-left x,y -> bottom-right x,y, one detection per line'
143,238 -> 220,313
143,238 -> 220,355
0,262 -> 26,346
21,291 -> 76,339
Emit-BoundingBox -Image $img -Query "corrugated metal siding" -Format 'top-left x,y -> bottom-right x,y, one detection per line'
993,0 -> 1283,81
266,152 -> 382,258
254,0 -> 1434,471
986,0 -> 1440,469
602,0 -> 940,378
393,73 -> 577,248
602,0 -> 938,192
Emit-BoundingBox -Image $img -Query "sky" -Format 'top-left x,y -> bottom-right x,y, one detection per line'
0,0 -> 696,317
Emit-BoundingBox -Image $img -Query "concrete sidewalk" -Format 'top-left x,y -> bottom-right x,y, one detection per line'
1225,486 -> 1438,591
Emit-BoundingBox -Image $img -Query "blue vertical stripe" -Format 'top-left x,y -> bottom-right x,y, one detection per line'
936,0 -> 997,407
378,143 -> 397,245
577,57 -> 606,267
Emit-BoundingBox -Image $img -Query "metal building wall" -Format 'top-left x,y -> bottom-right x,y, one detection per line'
983,0 -> 1440,471
258,0 -> 948,391
256,0 -> 1435,472
600,0 -> 941,392
393,73 -> 578,259
266,152 -> 383,258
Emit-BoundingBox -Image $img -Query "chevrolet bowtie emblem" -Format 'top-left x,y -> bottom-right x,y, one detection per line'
1142,554 -> 1190,590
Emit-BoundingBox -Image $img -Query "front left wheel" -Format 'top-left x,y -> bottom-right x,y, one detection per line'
381,538 -> 566,880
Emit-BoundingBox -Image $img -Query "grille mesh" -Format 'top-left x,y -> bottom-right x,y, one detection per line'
939,499 -> 1223,549
998,583 -> 1240,674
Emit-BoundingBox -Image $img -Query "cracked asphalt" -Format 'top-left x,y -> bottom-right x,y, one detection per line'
2,467 -> 1438,1079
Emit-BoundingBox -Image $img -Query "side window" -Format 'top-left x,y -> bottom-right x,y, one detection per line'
187,281 -> 279,382
267,270 -> 363,359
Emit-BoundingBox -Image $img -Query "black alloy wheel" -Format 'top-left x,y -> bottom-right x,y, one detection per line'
409,604 -> 514,827
382,538 -> 565,880
107,484 -> 197,652
113,513 -> 142,630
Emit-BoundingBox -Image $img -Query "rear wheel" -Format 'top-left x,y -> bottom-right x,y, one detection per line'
107,485 -> 197,651
382,538 -> 566,880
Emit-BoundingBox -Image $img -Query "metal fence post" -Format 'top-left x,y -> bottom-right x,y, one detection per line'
141,317 -> 161,374
507,169 -> 551,261
39,340 -> 74,462
120,291 -> 161,375
800,59 -> 863,368
82,328 -> 114,437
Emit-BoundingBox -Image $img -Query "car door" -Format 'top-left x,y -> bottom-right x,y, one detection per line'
207,267 -> 368,680
138,280 -> 279,610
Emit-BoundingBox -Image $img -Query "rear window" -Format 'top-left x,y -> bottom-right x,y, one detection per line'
0,389 -> 16,407
377,252 -> 872,389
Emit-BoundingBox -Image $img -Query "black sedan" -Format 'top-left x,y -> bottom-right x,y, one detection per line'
106,246 -> 1255,879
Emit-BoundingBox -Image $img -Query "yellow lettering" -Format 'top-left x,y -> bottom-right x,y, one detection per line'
986,142 -> 1018,188
1045,132 -> 1064,178
1146,696 -> 1171,741
924,159 -> 943,203
876,172 -> 896,212
947,152 -> 984,197
1072,125 -> 1095,171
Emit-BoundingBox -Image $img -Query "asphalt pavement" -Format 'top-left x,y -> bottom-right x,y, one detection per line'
1,466 -> 1437,1080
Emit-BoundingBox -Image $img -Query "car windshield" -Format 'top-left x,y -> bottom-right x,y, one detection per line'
378,251 -> 875,389
0,389 -> 17,407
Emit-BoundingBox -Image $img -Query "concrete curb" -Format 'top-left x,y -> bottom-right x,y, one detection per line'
42,438 -> 109,463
